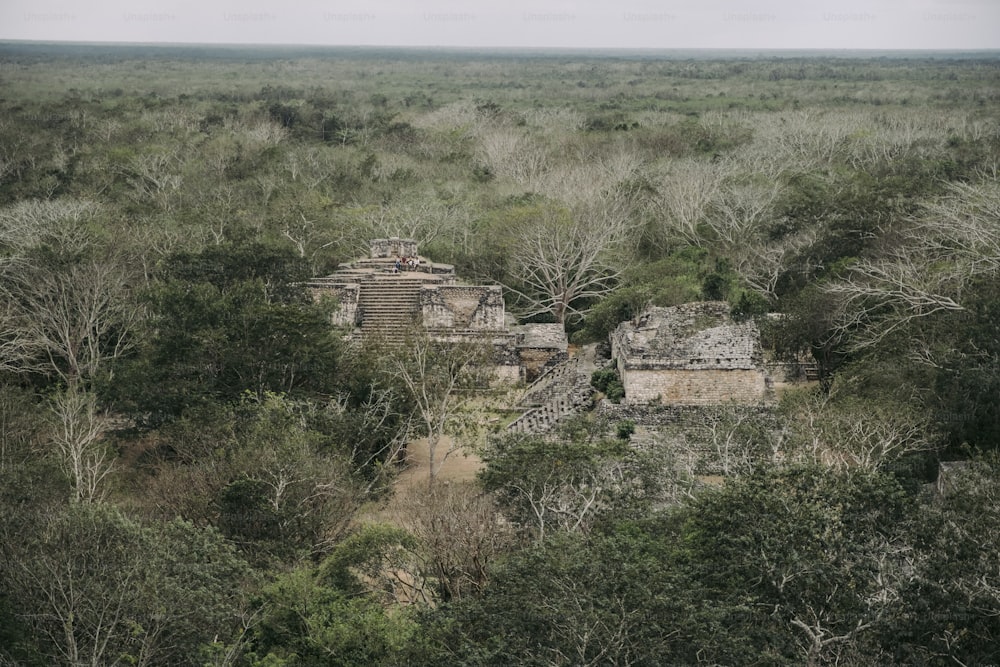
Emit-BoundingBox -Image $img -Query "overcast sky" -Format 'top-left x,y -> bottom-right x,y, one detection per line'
1,0 -> 997,50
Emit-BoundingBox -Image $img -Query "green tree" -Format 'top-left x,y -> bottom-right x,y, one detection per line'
140,393 -> 367,566
409,521 -> 696,666
109,242 -> 342,421
480,423 -> 662,542
417,465 -> 919,666
248,524 -> 418,666
216,394 -> 361,564
891,456 -> 1000,665
677,465 -> 912,666
0,503 -> 252,666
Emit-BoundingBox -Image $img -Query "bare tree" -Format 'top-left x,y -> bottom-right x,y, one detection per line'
706,178 -> 781,247
732,226 -> 818,301
536,147 -> 644,208
766,109 -> 857,166
652,158 -> 731,247
47,387 -> 116,503
505,200 -> 635,324
279,212 -> 348,273
702,407 -> 773,476
824,249 -> 966,350
539,585 -> 642,667
909,180 -> 1000,276
782,390 -> 935,472
475,127 -> 549,187
504,462 -> 602,544
823,179 -> 1000,352
119,148 -> 183,211
790,611 -> 876,667
390,332 -> 493,486
391,483 -> 515,602
481,426 -> 665,544
352,194 -> 470,252
0,198 -> 99,252
0,258 -> 140,386
119,218 -> 191,285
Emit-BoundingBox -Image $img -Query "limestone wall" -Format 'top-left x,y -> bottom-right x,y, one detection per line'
421,285 -> 505,330
611,302 -> 770,406
370,237 -> 418,259
597,402 -> 772,426
494,364 -> 522,385
426,329 -> 522,385
621,368 -> 767,405
310,283 -> 359,327
519,348 -> 569,384
514,323 -> 569,383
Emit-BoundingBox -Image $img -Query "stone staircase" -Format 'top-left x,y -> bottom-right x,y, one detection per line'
507,355 -> 597,434
803,362 -> 820,382
357,274 -> 436,340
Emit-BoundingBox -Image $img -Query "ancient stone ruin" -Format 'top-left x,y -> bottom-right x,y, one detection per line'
309,253 -> 780,437
610,302 -> 769,405
305,238 -> 566,383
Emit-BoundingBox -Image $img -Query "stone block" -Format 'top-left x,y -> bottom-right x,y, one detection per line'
309,283 -> 359,326
421,285 -> 505,330
370,237 -> 418,259
621,368 -> 767,405
612,302 -> 769,406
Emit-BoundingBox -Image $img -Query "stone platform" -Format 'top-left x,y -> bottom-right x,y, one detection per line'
307,238 -> 567,383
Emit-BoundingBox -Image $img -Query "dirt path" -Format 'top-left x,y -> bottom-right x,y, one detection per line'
394,435 -> 483,491
358,435 -> 484,526
365,347 -> 597,517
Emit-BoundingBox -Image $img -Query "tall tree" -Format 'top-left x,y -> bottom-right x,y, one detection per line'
504,199 -> 634,325
47,386 -> 116,504
110,243 -> 342,420
480,424 -> 662,543
389,331 -> 492,486
391,483 -> 515,602
0,504 -> 252,667
824,179 -> 1000,353
0,257 -> 139,387
893,456 -> 1000,665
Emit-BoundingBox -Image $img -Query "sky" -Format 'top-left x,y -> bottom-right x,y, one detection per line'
1,0 -> 998,50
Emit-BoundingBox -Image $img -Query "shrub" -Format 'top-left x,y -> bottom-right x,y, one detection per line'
730,290 -> 770,322
616,419 -> 636,440
591,368 -> 625,403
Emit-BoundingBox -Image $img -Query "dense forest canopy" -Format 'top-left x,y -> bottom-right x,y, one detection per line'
1,44 -> 999,665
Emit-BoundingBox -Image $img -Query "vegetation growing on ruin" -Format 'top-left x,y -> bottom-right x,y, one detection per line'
1,44 -> 999,665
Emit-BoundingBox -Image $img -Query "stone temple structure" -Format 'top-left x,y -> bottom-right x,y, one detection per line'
610,302 -> 769,405
305,238 -> 567,383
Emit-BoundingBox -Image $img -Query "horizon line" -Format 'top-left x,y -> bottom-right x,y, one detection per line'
3,39 -> 1000,55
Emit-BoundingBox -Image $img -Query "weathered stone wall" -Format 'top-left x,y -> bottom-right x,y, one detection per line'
611,302 -> 770,406
370,237 -> 418,259
310,283 -> 359,327
597,402 -> 772,426
514,323 -> 569,383
481,336 -> 522,386
494,364 -> 522,384
621,368 -> 767,405
421,285 -> 505,330
426,330 -> 521,385
519,348 -> 568,384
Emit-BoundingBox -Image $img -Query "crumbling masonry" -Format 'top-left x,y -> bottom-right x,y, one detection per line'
305,238 -> 567,383
610,302 -> 769,405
